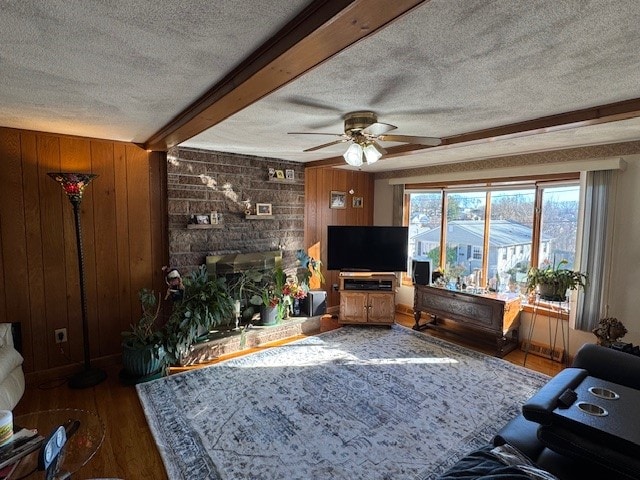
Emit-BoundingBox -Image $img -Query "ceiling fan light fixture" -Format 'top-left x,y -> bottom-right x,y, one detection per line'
343,143 -> 363,167
363,143 -> 383,164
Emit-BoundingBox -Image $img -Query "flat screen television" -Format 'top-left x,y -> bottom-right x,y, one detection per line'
327,225 -> 409,272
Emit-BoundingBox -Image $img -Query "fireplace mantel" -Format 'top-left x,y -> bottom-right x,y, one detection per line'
206,250 -> 282,276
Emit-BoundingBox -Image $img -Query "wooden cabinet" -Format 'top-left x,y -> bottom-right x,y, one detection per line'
338,273 -> 396,325
413,285 -> 521,357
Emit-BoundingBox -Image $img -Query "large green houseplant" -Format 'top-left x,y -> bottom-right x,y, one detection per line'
121,288 -> 167,379
163,265 -> 235,365
526,259 -> 587,302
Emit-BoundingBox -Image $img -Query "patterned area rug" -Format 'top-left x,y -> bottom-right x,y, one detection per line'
137,325 -> 549,480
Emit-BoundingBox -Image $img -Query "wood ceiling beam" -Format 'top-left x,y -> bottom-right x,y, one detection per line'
143,0 -> 427,152
306,97 -> 640,168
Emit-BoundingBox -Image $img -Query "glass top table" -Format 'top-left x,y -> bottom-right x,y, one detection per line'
8,408 -> 105,479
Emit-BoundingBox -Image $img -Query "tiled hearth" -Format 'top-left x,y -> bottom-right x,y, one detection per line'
180,316 -> 324,366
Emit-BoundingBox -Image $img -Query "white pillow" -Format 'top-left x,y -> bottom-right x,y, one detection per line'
0,346 -> 23,381
0,324 -> 14,348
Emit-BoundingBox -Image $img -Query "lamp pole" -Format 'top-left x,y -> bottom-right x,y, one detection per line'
48,173 -> 107,389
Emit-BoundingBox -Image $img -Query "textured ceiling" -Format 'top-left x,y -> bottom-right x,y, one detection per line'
2,0 -> 640,173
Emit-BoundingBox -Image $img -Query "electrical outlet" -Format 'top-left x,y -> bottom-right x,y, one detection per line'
55,328 -> 67,343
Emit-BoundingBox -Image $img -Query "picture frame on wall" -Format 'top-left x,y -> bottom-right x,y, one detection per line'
256,203 -> 272,216
285,169 -> 295,180
195,214 -> 211,225
352,196 -> 363,208
275,170 -> 285,179
330,191 -> 346,209
210,211 -> 219,224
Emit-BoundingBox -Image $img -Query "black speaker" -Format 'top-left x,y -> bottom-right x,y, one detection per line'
301,290 -> 327,316
412,260 -> 431,285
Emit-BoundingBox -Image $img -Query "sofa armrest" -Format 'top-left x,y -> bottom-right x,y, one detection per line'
521,368 -> 588,425
572,343 -> 640,389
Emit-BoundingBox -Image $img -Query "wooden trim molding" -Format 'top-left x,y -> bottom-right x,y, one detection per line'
144,0 -> 426,151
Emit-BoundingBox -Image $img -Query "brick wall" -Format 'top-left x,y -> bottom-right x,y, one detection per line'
167,147 -> 305,272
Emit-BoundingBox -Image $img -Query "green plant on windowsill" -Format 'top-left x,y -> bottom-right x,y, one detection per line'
525,259 -> 587,302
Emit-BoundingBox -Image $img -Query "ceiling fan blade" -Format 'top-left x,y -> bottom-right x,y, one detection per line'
303,139 -> 350,152
363,122 -> 397,136
282,96 -> 342,114
377,134 -> 442,146
288,131 -> 344,137
371,140 -> 387,155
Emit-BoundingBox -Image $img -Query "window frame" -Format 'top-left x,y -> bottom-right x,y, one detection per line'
402,173 -> 580,288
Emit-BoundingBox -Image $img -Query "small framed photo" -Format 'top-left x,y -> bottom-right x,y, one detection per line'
195,214 -> 211,225
275,170 -> 285,179
256,203 -> 272,216
285,169 -> 295,180
210,211 -> 219,224
330,191 -> 346,209
268,167 -> 275,179
352,196 -> 363,208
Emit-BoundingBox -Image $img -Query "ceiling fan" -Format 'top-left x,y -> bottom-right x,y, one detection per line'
289,111 -> 441,166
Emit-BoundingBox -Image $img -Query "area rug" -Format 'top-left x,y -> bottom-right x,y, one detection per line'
136,325 -> 549,480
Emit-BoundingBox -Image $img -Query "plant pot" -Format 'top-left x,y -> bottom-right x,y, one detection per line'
122,342 -> 166,377
538,283 -> 567,302
260,305 -> 280,326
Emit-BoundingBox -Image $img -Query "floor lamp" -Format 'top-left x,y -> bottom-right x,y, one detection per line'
48,172 -> 107,389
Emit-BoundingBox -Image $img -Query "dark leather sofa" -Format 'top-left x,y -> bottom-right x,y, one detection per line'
437,343 -> 640,479
491,343 -> 640,480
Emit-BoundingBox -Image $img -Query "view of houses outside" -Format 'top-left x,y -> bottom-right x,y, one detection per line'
408,185 -> 580,294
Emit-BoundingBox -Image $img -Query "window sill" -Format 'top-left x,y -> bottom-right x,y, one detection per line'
521,302 -> 569,320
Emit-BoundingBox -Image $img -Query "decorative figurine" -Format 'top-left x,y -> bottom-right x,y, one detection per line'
592,317 -> 627,347
163,267 -> 184,301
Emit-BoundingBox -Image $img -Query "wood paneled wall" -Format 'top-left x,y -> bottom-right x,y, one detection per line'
0,127 -> 168,377
304,166 -> 374,308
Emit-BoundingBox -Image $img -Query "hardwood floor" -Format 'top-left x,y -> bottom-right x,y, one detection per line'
13,314 -> 562,480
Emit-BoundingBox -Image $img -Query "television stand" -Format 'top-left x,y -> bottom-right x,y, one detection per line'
338,272 -> 397,325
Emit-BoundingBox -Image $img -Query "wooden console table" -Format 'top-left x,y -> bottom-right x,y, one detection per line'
413,285 -> 521,357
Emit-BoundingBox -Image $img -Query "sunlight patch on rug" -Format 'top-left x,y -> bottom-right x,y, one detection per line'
137,325 -> 549,480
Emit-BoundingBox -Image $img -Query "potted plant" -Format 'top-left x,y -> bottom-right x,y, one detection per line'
121,288 -> 166,380
163,265 -> 236,365
224,268 -> 269,323
526,259 -> 587,302
295,249 -> 325,287
259,265 -> 288,325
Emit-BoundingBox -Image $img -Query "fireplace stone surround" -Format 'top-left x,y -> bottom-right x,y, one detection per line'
167,147 -> 305,273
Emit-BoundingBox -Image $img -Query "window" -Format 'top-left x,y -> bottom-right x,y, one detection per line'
407,191 -> 442,279
405,177 -> 580,297
538,184 -> 580,269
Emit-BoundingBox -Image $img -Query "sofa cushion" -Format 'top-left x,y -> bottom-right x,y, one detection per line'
493,415 -> 545,461
0,366 -> 25,411
0,323 -> 15,348
0,345 -> 23,381
572,343 -> 640,390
